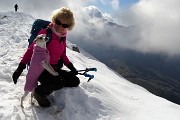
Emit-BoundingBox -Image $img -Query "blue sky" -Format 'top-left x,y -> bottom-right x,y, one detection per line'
86,0 -> 139,14
120,0 -> 139,8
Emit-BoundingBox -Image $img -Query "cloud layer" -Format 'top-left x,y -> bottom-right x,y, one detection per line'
120,0 -> 180,56
1,0 -> 180,56
67,0 -> 180,57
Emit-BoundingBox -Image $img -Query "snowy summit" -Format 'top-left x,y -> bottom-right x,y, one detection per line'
0,11 -> 179,120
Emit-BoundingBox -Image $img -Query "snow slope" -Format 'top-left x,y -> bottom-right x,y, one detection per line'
0,11 -> 179,120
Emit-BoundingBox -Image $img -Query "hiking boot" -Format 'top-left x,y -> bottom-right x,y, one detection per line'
34,92 -> 51,107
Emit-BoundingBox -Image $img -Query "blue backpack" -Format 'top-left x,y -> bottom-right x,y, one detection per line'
27,19 -> 52,68
28,19 -> 52,47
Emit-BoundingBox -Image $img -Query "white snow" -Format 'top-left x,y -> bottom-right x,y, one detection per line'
0,11 -> 179,120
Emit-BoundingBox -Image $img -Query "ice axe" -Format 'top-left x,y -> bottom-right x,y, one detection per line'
77,68 -> 97,82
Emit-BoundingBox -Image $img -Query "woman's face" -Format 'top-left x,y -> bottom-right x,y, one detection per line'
54,17 -> 69,34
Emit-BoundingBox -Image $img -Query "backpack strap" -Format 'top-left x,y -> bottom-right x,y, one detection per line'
46,26 -> 52,45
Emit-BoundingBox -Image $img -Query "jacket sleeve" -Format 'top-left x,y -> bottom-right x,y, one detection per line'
20,42 -> 34,64
60,41 -> 70,66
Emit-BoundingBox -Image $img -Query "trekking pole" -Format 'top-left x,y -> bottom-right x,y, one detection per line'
78,68 -> 97,82
78,68 -> 97,72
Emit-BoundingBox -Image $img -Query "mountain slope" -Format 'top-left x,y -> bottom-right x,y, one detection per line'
81,45 -> 180,105
0,11 -> 179,120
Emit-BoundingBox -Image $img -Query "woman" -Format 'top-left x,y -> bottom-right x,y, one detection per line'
12,7 -> 80,107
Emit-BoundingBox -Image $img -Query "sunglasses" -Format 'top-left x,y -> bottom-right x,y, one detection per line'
55,19 -> 70,28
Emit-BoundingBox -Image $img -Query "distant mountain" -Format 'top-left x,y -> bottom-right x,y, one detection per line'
66,6 -> 180,105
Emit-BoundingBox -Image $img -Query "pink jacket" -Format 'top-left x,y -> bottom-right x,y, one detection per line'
21,27 -> 70,66
24,46 -> 50,91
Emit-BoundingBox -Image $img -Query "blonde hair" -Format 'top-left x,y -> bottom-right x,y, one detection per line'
51,7 -> 75,31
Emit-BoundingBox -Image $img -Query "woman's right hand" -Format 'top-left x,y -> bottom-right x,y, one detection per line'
12,62 -> 26,84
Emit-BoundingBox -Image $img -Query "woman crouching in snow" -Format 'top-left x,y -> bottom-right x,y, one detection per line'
12,7 -> 80,107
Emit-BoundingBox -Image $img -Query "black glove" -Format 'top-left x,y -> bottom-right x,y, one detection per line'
53,59 -> 64,72
67,62 -> 78,75
12,62 -> 26,84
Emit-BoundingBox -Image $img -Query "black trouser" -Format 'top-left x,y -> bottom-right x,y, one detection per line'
35,69 -> 80,96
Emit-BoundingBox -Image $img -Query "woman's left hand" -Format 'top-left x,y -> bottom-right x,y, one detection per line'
67,62 -> 78,75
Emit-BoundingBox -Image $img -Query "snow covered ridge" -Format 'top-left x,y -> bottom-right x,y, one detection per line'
0,11 -> 179,120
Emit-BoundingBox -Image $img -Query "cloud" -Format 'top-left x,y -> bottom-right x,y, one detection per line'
70,0 -> 180,57
1,0 -> 180,57
106,0 -> 179,57
69,6 -> 138,50
0,0 -> 68,19
125,0 -> 180,56
111,0 -> 120,10
83,6 -> 103,18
